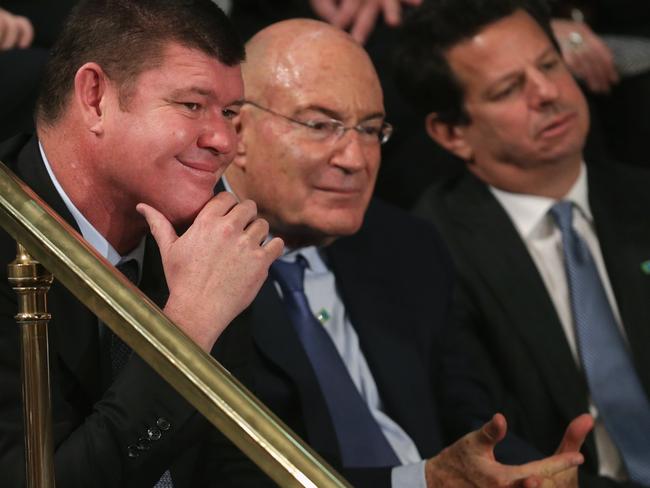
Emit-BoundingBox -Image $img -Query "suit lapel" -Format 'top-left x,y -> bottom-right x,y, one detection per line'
13,137 -> 104,401
326,232 -> 442,456
443,174 -> 589,422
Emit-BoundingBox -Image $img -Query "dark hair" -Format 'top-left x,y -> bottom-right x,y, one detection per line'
395,0 -> 554,125
36,0 -> 245,125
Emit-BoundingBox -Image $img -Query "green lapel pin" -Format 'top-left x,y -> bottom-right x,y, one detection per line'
317,308 -> 330,324
641,260 -> 650,274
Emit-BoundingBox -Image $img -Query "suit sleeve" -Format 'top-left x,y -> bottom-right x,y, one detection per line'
0,254 -> 197,487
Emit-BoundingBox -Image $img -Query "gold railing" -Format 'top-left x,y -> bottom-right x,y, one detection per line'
0,159 -> 351,488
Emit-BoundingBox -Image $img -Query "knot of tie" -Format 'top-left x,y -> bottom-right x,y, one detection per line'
270,255 -> 308,293
549,200 -> 574,234
117,259 -> 139,285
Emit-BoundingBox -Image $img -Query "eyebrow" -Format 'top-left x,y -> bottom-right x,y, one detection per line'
295,104 -> 385,122
169,87 -> 245,107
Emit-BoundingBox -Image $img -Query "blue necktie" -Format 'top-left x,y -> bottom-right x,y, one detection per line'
270,256 -> 400,467
551,201 -> 650,484
107,260 -> 174,488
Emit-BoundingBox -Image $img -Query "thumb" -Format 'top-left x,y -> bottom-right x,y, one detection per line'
136,203 -> 178,252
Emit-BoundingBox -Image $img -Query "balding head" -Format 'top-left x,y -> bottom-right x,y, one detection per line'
242,19 -> 378,106
226,19 -> 387,248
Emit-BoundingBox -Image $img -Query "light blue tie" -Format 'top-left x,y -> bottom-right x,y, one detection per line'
270,255 -> 400,467
551,201 -> 650,484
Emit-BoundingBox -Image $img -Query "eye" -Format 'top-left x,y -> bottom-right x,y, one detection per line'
304,120 -> 339,133
490,80 -> 522,101
181,102 -> 201,111
222,107 -> 240,120
357,124 -> 382,138
540,57 -> 560,72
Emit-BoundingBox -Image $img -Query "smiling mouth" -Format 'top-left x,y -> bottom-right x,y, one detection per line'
176,157 -> 220,175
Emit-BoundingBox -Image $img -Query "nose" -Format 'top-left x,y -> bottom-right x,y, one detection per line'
527,68 -> 559,109
330,129 -> 370,173
197,110 -> 236,156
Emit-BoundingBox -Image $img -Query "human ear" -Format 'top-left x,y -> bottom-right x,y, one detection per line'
73,62 -> 109,135
425,112 -> 474,161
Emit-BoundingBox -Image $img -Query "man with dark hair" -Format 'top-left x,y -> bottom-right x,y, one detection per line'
399,1 -> 650,486
204,17 -> 592,488
0,0 -> 282,486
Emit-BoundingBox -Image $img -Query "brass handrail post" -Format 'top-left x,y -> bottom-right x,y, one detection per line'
8,243 -> 56,488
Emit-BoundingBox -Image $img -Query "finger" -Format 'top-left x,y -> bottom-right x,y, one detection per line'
310,0 -> 339,23
380,0 -> 401,26
1,17 -> 20,50
223,199 -> 258,229
556,413 -> 593,454
589,39 -> 619,85
474,413 -> 508,450
263,236 -> 285,261
15,16 -> 34,48
350,2 -> 380,43
136,203 -> 179,252
510,451 -> 583,480
245,217 -> 270,245
207,191 -> 239,216
333,0 -> 362,29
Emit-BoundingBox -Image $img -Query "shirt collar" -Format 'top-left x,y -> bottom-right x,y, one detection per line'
38,141 -> 145,275
489,162 -> 592,238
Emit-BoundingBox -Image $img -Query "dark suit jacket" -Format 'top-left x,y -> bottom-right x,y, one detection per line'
206,198 -> 505,487
0,135 -> 213,487
415,161 -> 650,488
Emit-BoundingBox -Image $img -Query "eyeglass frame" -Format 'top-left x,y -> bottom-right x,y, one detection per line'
243,100 -> 393,145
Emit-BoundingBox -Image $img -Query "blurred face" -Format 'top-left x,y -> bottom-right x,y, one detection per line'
445,10 -> 589,181
99,42 -> 243,227
232,38 -> 384,246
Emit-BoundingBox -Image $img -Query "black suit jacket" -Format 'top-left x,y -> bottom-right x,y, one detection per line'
206,198 -> 505,487
415,161 -> 650,488
0,135 -> 213,487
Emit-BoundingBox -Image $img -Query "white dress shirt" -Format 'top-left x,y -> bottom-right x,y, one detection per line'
490,163 -> 625,481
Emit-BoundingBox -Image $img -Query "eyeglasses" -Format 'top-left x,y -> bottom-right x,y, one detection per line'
244,100 -> 393,145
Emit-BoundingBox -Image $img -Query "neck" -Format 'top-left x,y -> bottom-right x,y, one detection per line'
39,128 -> 147,255
469,155 -> 582,199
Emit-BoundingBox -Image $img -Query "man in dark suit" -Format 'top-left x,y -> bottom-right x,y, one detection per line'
397,0 -> 650,486
0,1 -> 282,486
209,17 -> 590,488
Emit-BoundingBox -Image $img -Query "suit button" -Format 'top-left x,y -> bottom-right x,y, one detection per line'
156,417 -> 171,431
127,444 -> 140,458
136,437 -> 151,451
147,427 -> 162,441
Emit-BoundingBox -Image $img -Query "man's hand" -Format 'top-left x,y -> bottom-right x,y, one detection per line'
424,414 -> 585,488
310,0 -> 422,44
137,192 -> 283,352
0,8 -> 34,50
551,19 -> 619,94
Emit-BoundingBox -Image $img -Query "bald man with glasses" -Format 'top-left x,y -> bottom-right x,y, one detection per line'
201,17 -> 591,488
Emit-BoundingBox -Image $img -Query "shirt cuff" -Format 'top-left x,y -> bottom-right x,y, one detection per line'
391,460 -> 427,488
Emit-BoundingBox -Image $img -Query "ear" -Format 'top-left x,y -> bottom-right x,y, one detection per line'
73,62 -> 111,135
231,111 -> 249,170
425,112 -> 474,161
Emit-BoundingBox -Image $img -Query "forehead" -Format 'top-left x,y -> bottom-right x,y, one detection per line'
266,37 -> 384,115
134,42 -> 244,104
446,10 -> 554,96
